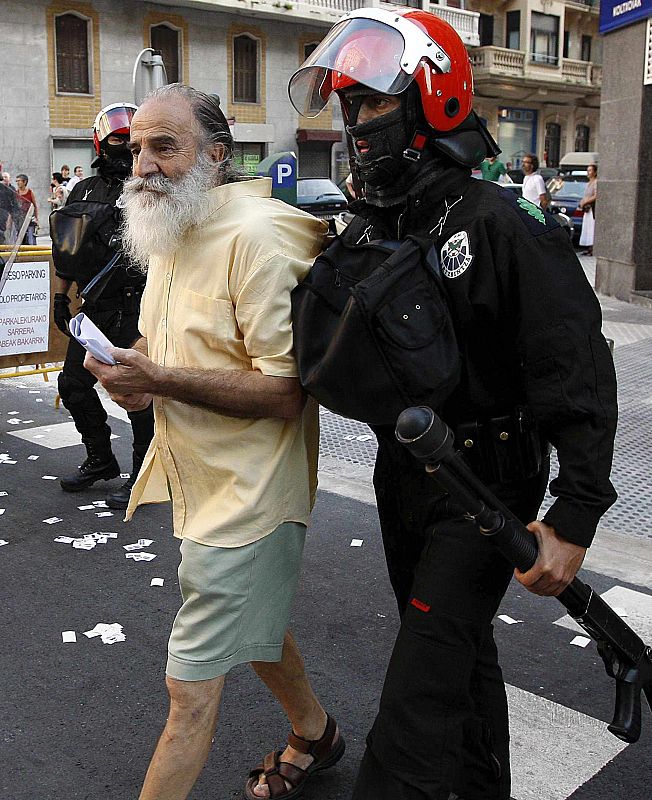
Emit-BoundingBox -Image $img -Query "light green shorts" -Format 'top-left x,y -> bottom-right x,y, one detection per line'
166,522 -> 306,681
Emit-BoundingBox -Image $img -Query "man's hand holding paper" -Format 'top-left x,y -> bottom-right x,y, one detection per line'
84,345 -> 157,413
69,313 -> 117,365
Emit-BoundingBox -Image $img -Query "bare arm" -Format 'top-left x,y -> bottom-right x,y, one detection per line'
84,346 -> 305,420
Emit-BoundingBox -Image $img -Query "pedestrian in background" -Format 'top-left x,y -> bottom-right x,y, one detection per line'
579,163 -> 597,256
2,170 -> 16,190
60,164 -> 71,185
15,174 -> 38,245
66,165 -> 84,191
522,153 -> 548,209
47,172 -> 67,209
480,154 -> 506,182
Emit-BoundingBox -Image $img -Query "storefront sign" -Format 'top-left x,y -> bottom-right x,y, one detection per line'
600,0 -> 652,35
0,261 -> 50,355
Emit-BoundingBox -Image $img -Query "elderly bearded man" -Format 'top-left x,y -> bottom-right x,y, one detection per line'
85,84 -> 344,800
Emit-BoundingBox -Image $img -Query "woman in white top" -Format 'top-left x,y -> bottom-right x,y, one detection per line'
578,163 -> 597,256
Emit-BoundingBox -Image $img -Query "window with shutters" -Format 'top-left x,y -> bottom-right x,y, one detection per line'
545,122 -> 561,167
479,14 -> 494,47
506,11 -> 521,51
575,124 -> 590,152
151,23 -> 181,84
54,12 -> 91,94
530,12 -> 559,66
233,34 -> 259,104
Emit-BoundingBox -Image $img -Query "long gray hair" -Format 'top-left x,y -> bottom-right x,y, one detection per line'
142,83 -> 244,183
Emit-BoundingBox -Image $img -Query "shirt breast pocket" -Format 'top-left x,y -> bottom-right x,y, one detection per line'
171,288 -> 235,363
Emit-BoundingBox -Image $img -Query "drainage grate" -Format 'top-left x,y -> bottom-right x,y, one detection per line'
319,409 -> 377,466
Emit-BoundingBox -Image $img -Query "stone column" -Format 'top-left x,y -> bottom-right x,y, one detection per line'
595,20 -> 652,302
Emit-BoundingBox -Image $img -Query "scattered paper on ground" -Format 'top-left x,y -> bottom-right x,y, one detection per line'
125,552 -> 156,562
570,636 -> 592,648
498,614 -> 522,625
83,622 -> 125,644
350,539 -> 364,547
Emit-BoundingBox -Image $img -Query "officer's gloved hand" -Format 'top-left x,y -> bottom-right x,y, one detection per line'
53,293 -> 72,336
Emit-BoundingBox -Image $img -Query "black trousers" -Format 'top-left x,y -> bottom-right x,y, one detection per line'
58,306 -> 153,455
352,437 -> 548,800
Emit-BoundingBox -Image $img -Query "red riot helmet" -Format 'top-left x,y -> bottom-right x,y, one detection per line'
93,103 -> 138,155
289,9 -> 474,134
289,8 -> 498,169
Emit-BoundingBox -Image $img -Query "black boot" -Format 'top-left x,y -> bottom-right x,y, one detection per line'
105,450 -> 145,509
60,440 -> 121,492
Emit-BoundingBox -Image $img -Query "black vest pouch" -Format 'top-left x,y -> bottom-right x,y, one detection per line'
291,232 -> 461,426
50,201 -> 117,286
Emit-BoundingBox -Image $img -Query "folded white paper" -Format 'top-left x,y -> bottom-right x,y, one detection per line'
69,313 -> 117,365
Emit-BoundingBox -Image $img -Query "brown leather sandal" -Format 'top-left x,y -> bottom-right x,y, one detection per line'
243,714 -> 345,799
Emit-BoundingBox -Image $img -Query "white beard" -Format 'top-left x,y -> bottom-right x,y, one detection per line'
120,153 -> 220,272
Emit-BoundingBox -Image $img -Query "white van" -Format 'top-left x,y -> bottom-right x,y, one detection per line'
559,151 -> 599,173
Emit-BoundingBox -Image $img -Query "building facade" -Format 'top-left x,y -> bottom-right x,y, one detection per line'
0,0 -> 600,214
465,0 -> 602,168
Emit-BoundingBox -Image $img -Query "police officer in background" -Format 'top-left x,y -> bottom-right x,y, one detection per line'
50,103 -> 154,509
289,9 -> 617,799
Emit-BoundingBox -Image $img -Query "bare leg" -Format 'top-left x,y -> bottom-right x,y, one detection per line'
139,674 -> 225,800
249,630 -> 339,798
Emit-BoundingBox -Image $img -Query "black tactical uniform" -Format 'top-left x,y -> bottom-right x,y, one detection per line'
346,168 -> 618,800
52,173 -> 154,501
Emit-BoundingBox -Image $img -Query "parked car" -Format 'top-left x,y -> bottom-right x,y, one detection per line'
546,174 -> 590,243
296,177 -> 348,218
498,183 -> 573,239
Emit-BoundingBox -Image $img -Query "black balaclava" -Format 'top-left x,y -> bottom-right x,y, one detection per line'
344,83 -> 446,208
92,134 -> 132,180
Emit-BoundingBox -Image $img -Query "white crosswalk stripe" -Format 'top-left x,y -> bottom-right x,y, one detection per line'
507,685 -> 628,800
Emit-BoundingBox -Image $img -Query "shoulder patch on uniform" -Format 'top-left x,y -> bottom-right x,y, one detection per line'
496,185 -> 560,237
441,230 -> 473,279
517,196 -> 546,225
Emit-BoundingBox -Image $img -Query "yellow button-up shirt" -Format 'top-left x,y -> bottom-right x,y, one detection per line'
125,178 -> 327,547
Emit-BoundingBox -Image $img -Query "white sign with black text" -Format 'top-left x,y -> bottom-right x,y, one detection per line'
0,261 -> 50,356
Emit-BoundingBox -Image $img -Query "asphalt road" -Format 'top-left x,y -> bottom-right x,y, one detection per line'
0,378 -> 650,800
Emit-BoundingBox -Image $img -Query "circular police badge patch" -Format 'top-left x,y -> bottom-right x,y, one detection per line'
441,231 -> 473,278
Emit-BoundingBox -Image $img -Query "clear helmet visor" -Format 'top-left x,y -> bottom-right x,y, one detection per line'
288,13 -> 452,118
289,19 -> 415,118
94,105 -> 136,141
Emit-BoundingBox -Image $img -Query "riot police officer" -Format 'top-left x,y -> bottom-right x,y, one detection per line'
289,9 -> 617,799
50,103 -> 154,508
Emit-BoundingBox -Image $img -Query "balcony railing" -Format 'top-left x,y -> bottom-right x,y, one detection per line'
471,47 -> 601,89
562,57 -> 592,82
305,0 -> 367,10
426,3 -> 480,46
470,46 -> 526,76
